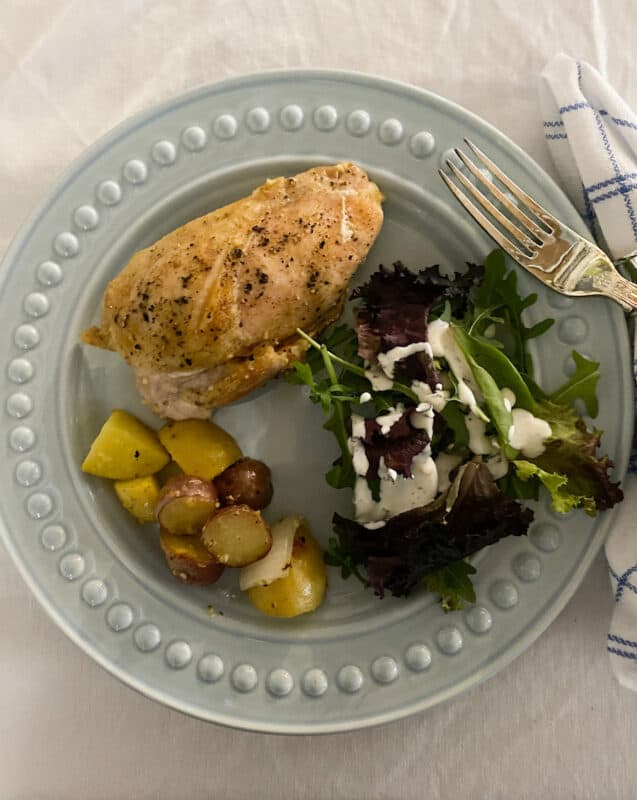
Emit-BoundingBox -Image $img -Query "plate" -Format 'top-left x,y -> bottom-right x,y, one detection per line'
0,70 -> 631,734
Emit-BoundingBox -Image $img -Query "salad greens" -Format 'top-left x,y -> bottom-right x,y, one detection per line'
287,249 -> 623,611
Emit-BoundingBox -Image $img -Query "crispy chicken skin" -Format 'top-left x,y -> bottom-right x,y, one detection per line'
82,162 -> 383,418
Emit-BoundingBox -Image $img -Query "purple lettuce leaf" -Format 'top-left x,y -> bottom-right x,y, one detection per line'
352,262 -> 482,387
332,462 -> 533,597
362,412 -> 429,480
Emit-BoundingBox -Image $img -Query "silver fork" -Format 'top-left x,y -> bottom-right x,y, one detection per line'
439,139 -> 637,311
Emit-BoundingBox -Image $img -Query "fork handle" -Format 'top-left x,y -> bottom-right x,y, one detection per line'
601,267 -> 637,311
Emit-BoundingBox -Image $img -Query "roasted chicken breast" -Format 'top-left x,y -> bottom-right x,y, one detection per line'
82,162 -> 383,418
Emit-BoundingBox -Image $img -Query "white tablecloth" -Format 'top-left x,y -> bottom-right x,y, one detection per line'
2,2 -> 637,798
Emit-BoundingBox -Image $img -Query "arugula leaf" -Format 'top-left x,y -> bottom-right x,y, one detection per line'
325,461 -> 355,490
423,560 -> 477,612
467,249 -> 555,376
438,401 -> 470,450
287,360 -> 314,388
324,536 -> 368,584
549,351 -> 600,418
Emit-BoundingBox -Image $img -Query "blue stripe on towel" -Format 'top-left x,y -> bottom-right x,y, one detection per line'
608,647 -> 637,661
585,173 -> 637,193
614,564 -> 637,602
611,116 -> 637,131
545,132 -> 568,140
591,183 -> 637,204
543,120 -> 564,128
559,101 -> 591,114
609,634 -> 637,648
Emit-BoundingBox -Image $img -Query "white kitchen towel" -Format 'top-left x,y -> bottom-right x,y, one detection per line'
541,53 -> 637,690
540,53 -> 637,260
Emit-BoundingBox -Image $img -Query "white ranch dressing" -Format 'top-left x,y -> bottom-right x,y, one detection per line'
376,405 -> 404,435
411,380 -> 449,412
435,451 -> 464,492
351,413 -> 366,440
354,477 -> 384,523
484,453 -> 509,480
410,402 -> 435,438
377,457 -> 398,483
377,342 -> 432,379
427,319 -> 482,414
465,411 -> 492,455
353,453 -> 438,523
349,438 -> 370,477
365,365 -> 394,391
501,387 -> 516,412
484,323 -> 497,338
508,409 -> 552,458
384,454 -> 438,521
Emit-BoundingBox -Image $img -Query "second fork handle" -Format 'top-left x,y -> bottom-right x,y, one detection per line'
604,262 -> 637,311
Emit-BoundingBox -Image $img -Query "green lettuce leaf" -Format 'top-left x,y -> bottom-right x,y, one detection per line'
513,460 -> 590,514
521,400 -> 623,514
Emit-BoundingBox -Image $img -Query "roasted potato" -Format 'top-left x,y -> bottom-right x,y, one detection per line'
246,520 -> 326,618
155,476 -> 219,536
82,409 -> 170,479
114,475 -> 161,524
201,505 -> 271,567
214,458 -> 273,510
158,419 -> 242,480
159,528 -> 224,585
156,460 -> 184,486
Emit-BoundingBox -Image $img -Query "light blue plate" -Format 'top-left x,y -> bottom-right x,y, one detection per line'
0,70 -> 631,734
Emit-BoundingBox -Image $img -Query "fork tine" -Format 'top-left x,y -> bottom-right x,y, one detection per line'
438,169 -> 529,262
453,148 -> 548,242
464,139 -> 559,231
445,159 -> 538,251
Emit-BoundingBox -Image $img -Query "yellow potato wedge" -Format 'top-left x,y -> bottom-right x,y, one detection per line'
114,475 -> 161,524
201,505 -> 271,567
82,409 -> 170,479
160,528 -> 224,585
246,520 -> 326,618
158,419 -> 242,480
